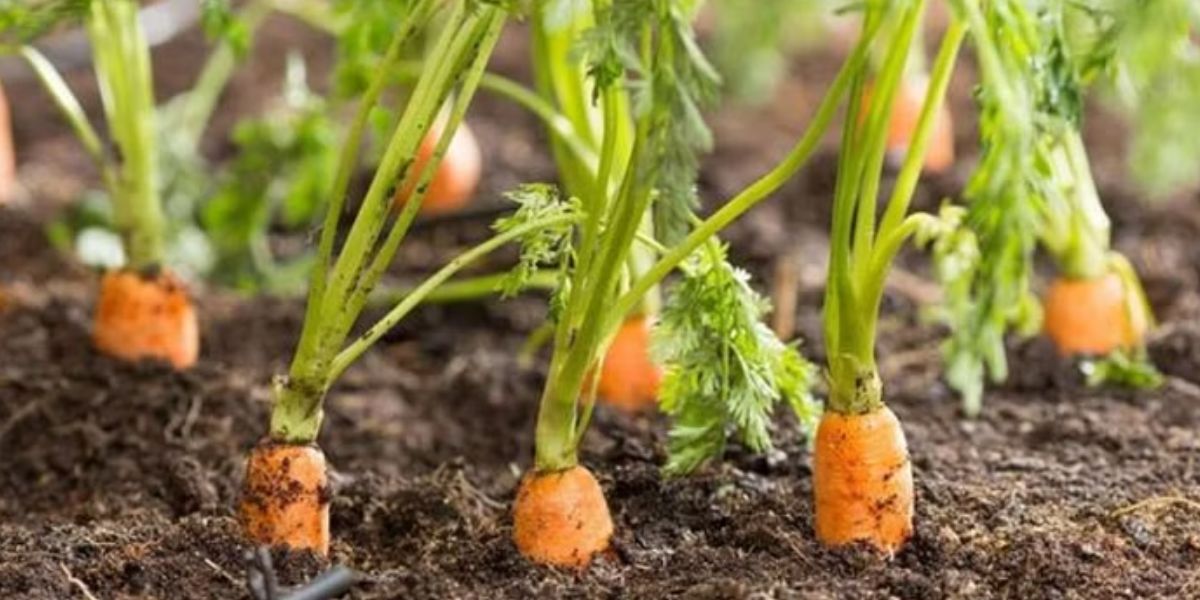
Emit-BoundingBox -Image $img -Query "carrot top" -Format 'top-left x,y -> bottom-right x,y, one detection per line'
16,0 -> 166,270
823,0 -> 965,415
268,0 -> 516,445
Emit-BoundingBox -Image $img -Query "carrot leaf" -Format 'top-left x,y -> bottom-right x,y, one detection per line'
1082,350 -> 1162,390
200,0 -> 250,56
654,242 -> 818,476
0,0 -> 88,46
493,184 -> 579,299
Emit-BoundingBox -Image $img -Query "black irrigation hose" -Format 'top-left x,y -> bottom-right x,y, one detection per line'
245,547 -> 360,600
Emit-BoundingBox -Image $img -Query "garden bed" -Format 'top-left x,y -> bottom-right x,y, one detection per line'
2,14 -> 1199,600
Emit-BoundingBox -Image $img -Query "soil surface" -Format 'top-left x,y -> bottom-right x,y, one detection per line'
3,13 -> 1200,600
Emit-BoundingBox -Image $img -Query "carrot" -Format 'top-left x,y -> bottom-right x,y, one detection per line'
813,405 -> 914,554
392,118 -> 482,217
1043,271 -> 1147,356
238,4 -> 509,554
862,77 -> 955,174
512,465 -> 613,568
595,314 -> 662,412
93,269 -> 199,369
0,79 -> 15,203
816,3 -> 962,556
240,440 -> 330,555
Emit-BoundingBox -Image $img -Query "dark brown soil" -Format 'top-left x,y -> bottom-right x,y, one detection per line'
3,13 -> 1200,600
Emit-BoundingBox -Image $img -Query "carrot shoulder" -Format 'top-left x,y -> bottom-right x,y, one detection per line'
595,315 -> 662,412
813,405 -> 914,555
392,120 -> 482,217
240,440 -> 331,555
93,269 -> 199,369
1043,272 -> 1147,357
512,465 -> 614,568
0,79 -> 15,203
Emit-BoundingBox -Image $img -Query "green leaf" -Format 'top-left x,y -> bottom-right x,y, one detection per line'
200,56 -> 338,289
1082,349 -> 1163,390
655,243 -> 818,476
493,183 -> 579,300
0,0 -> 88,46
201,0 -> 249,56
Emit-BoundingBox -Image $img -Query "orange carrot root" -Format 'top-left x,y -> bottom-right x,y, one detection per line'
1043,272 -> 1147,357
240,440 -> 331,556
0,79 -> 15,203
595,315 -> 662,412
512,465 -> 614,568
862,79 -> 955,175
92,269 -> 199,369
392,120 -> 482,217
814,405 -> 914,555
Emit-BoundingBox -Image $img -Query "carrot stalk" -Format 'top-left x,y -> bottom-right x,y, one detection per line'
93,269 -> 199,369
87,0 -> 166,272
512,466 -> 614,568
240,441 -> 330,555
861,15 -> 956,175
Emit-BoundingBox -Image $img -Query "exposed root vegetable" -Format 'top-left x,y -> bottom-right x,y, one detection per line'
1043,272 -> 1148,356
813,405 -> 914,555
92,269 -> 199,369
239,441 -> 331,556
0,80 -> 14,203
863,78 -> 955,174
512,466 -> 613,568
392,119 -> 482,217
595,315 -> 662,412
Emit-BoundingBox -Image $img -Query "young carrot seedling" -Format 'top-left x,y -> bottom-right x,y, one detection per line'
816,0 -> 964,554
238,0 -> 520,555
8,0 -> 199,368
934,0 -> 1160,414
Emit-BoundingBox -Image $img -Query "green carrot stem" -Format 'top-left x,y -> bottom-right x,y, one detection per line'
292,0 -> 438,371
328,213 -> 581,382
315,1 -> 474,349
88,0 -> 165,270
608,18 -> 880,325
371,270 -> 559,306
269,2 -> 509,444
825,6 -> 967,416
1044,129 -> 1111,280
339,13 -> 506,338
20,47 -> 118,193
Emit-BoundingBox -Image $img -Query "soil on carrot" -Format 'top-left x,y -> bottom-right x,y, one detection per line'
3,17 -> 1200,600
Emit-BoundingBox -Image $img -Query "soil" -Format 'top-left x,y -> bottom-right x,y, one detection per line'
3,13 -> 1200,600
